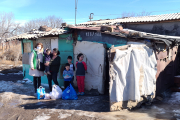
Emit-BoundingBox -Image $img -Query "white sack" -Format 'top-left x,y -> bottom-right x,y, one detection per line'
44,93 -> 51,100
50,85 -> 62,99
110,45 -> 157,102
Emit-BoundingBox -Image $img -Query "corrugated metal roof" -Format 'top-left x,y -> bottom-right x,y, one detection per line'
69,26 -> 101,31
6,28 -> 67,41
69,26 -> 180,46
77,13 -> 180,25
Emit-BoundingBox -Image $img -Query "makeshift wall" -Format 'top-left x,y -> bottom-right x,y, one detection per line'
74,41 -> 106,94
109,44 -> 157,111
155,45 -> 179,96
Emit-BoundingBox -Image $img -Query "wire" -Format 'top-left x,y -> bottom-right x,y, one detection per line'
77,10 -> 87,18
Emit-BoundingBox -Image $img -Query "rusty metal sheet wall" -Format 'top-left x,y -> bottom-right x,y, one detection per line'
156,46 -> 179,96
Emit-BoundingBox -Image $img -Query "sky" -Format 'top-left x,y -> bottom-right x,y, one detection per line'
1,0 -> 180,25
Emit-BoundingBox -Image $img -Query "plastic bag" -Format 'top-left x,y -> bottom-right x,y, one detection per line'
37,86 -> 45,99
50,85 -> 62,99
44,93 -> 51,100
62,84 -> 78,100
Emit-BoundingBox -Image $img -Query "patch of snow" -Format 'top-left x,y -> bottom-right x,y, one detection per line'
152,106 -> 165,114
0,81 -> 13,91
23,78 -> 33,83
17,78 -> 33,84
41,83 -> 49,87
17,78 -> 48,87
168,92 -> 180,104
173,110 -> 180,114
76,111 -> 95,118
8,71 -> 23,75
48,109 -> 59,114
174,113 -> 180,117
58,113 -> 72,119
34,113 -> 51,120
0,73 -> 5,75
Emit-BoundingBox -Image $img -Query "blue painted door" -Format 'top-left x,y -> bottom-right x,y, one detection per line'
58,34 -> 74,87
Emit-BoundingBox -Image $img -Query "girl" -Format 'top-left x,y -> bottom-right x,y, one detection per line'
76,53 -> 87,95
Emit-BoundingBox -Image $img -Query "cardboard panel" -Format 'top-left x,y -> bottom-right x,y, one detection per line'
23,42 -> 31,53
22,53 -> 29,64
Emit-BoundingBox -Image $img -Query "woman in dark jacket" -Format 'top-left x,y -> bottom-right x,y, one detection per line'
45,48 -> 61,92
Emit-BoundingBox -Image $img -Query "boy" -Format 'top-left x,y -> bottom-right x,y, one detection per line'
44,49 -> 52,75
63,63 -> 73,89
65,56 -> 75,86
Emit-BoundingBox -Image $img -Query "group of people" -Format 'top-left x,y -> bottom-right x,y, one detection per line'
29,42 -> 87,97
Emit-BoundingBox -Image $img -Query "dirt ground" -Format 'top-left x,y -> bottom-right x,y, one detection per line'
0,63 -> 180,120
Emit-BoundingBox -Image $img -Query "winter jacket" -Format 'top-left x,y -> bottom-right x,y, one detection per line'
76,61 -> 87,76
29,48 -> 44,77
49,56 -> 61,73
43,50 -> 53,62
63,69 -> 73,81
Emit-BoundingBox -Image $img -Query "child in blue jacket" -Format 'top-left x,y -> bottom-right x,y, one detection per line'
63,63 -> 73,89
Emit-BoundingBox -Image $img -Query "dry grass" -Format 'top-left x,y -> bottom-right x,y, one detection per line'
0,60 -> 22,66
0,43 -> 22,61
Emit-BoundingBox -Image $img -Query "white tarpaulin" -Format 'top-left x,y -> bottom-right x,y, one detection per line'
74,41 -> 105,94
110,44 -> 157,102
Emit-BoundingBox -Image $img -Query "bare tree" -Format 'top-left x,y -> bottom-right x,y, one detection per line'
119,11 -> 152,18
0,12 -> 21,43
22,15 -> 63,32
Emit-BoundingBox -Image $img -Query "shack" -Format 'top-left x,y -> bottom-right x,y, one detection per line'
67,25 -> 180,111
6,26 -> 74,87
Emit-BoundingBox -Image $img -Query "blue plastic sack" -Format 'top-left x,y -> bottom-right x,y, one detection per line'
62,84 -> 78,100
37,86 -> 45,100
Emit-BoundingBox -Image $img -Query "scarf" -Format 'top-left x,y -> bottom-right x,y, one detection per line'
32,48 -> 42,69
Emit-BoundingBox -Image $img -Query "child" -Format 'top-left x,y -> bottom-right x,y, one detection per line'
76,53 -> 87,95
65,56 -> 75,86
63,63 -> 73,89
44,49 -> 53,75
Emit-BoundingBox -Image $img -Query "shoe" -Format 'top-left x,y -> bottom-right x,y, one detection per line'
81,92 -> 84,96
47,72 -> 51,75
77,92 -> 81,96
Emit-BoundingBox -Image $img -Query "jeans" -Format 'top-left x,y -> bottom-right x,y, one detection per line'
64,81 -> 71,89
33,77 -> 41,93
47,72 -> 59,92
45,66 -> 50,73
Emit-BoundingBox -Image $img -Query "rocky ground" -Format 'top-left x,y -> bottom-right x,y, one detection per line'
0,63 -> 180,120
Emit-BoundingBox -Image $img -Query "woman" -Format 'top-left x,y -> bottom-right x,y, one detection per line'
29,43 -> 44,96
45,48 -> 61,92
